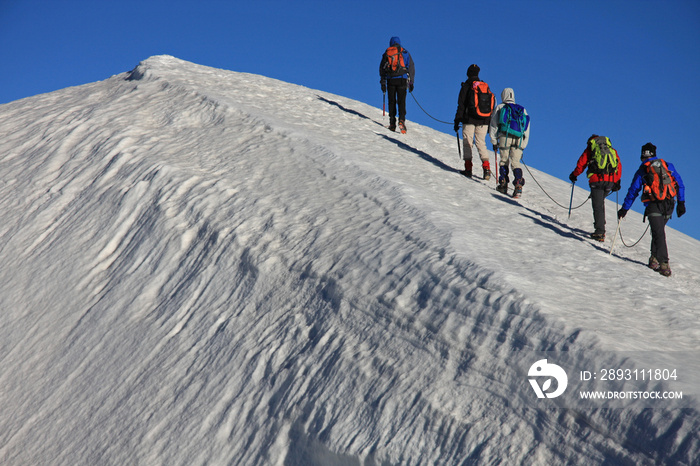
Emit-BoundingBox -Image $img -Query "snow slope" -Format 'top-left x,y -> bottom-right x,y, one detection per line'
0,55 -> 698,465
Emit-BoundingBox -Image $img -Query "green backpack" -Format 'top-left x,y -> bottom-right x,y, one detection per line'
587,136 -> 618,176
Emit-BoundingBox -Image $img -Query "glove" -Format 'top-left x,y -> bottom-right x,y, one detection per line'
381,83 -> 386,93
617,208 -> 628,219
409,83 -> 414,92
613,180 -> 621,192
569,172 -> 577,183
454,122 -> 460,133
677,201 -> 686,218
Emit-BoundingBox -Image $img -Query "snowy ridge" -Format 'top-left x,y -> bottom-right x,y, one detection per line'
0,56 -> 698,464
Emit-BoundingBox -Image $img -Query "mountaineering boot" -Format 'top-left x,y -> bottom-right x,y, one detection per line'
398,120 -> 407,134
388,118 -> 396,132
482,161 -> 491,181
512,174 -> 524,198
461,160 -> 473,178
648,255 -> 660,271
590,232 -> 605,242
496,179 -> 508,194
658,262 -> 672,277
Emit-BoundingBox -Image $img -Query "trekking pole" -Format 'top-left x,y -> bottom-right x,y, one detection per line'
456,131 -> 462,160
567,182 -> 575,219
383,91 -> 386,117
609,218 -> 622,255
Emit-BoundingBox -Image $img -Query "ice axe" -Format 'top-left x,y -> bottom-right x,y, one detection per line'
456,130 -> 462,160
567,181 -> 575,219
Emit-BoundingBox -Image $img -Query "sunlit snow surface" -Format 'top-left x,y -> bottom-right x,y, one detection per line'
0,56 -> 698,465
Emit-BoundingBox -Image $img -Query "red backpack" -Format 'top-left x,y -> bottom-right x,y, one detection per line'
469,81 -> 495,118
642,159 -> 677,202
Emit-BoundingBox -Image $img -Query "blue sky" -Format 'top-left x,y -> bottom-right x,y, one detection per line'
1,0 -> 698,242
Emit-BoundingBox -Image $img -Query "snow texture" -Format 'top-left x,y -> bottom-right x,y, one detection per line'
0,55 -> 698,465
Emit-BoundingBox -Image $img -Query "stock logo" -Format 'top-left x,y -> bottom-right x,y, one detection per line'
528,359 -> 568,399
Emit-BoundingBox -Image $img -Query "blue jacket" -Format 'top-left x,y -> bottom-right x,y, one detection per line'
622,156 -> 685,210
379,36 -> 414,83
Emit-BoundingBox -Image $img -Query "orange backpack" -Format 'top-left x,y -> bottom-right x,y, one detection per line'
384,46 -> 407,77
470,81 -> 495,118
642,159 -> 677,202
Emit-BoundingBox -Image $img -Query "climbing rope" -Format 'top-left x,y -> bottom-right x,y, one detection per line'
612,192 -> 650,248
618,224 -> 649,247
409,91 -> 453,125
521,161 -> 590,210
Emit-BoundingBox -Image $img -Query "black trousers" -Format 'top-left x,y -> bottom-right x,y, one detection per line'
646,200 -> 675,263
590,184 -> 612,234
387,79 -> 407,123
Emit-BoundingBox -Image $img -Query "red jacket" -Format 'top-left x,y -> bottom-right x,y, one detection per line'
572,146 -> 622,184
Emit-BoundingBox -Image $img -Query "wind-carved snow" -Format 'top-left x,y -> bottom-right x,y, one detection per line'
0,55 -> 698,465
